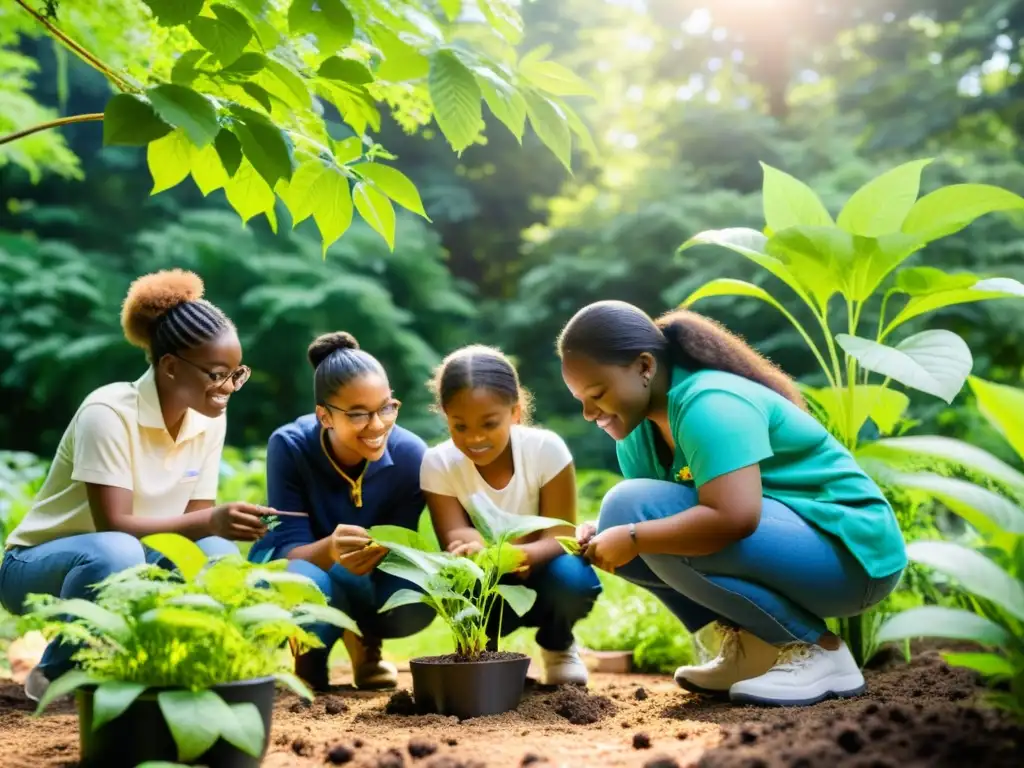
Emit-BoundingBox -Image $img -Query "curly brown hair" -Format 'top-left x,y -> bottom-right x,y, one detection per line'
557,300 -> 806,410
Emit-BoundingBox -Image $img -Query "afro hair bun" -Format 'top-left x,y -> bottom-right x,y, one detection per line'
307,331 -> 360,369
121,269 -> 205,349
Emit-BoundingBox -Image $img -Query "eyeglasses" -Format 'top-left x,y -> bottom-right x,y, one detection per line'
323,399 -> 401,429
173,354 -> 251,391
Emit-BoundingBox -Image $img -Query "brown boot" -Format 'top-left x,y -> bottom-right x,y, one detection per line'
342,630 -> 397,690
294,647 -> 331,692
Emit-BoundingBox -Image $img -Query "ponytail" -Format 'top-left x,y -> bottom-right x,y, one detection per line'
557,300 -> 806,410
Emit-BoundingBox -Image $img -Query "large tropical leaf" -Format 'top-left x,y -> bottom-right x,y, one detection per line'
759,162 -> 834,231
907,540 -> 1024,621
465,493 -> 565,544
804,385 -> 910,441
885,273 -> 1024,337
969,376 -> 1024,462
901,183 -> 1024,242
141,533 -> 208,581
876,606 -> 1010,647
836,158 -> 933,237
887,471 -> 1024,536
858,435 -> 1024,493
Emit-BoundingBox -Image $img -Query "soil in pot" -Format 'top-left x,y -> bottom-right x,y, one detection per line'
409,651 -> 531,720
76,676 -> 276,768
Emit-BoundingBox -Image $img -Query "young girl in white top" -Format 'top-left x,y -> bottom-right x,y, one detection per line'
420,345 -> 601,685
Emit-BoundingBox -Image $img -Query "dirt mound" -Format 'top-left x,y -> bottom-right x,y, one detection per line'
547,684 -> 617,724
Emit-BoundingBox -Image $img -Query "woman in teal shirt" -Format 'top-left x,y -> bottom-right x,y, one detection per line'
558,300 -> 906,707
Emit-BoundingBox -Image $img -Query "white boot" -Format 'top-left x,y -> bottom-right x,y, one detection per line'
729,640 -> 865,706
539,642 -> 588,686
674,624 -> 778,694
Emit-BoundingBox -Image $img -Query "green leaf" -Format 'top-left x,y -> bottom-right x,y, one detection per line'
682,277 -> 793,317
274,672 -> 313,700
219,702 -> 265,758
142,0 -> 204,26
215,129 -> 243,176
318,56 -> 374,85
233,603 -> 294,624
245,569 -> 322,601
241,82 -> 273,113
902,183 -> 1024,242
379,588 -> 430,613
520,58 -> 594,97
220,52 -> 267,78
886,271 -> 1024,335
158,690 -> 227,762
171,50 -> 207,85
472,543 -> 528,576
189,142 -> 229,195
148,130 -> 192,194
289,0 -> 354,52
766,226 -> 853,312
165,594 -> 224,610
371,27 -> 430,82
941,652 -> 1015,678
835,330 -> 973,403
103,94 -> 172,146
859,436 -> 1024,493
311,166 -> 354,254
355,163 -> 428,219
188,4 -> 253,65
31,599 -> 130,641
837,159 -> 933,237
147,84 -> 219,148
908,540 -> 1024,621
524,90 -> 572,172
969,376 -> 1024,462
224,159 -> 278,230
876,606 -> 1010,647
293,603 -> 360,633
92,682 -> 146,731
678,228 -> 816,311
367,525 -> 434,549
429,51 -> 482,153
887,471 -> 1024,535
495,584 -> 537,617
334,136 -> 364,164
478,0 -> 523,45
439,0 -> 462,22
377,542 -> 450,578
760,163 -> 834,232
229,105 -> 294,188
805,385 -> 910,440
466,493 -> 565,544
556,536 -> 581,555
259,58 -> 311,110
141,533 -> 208,581
354,181 -> 396,250
476,68 -> 527,142
561,99 -> 598,156
35,670 -> 98,715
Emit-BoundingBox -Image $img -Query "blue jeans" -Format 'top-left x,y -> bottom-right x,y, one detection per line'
489,553 -> 602,651
0,532 -> 238,678
286,559 -> 436,652
598,480 -> 902,645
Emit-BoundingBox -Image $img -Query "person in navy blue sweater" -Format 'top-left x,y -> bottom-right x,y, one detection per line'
249,331 -> 434,690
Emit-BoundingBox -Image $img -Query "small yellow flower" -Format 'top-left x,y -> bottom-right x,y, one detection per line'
678,466 -> 693,482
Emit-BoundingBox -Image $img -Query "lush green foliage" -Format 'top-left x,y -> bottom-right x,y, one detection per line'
369,492 -> 563,658
24,533 -> 355,760
1,0 -> 593,253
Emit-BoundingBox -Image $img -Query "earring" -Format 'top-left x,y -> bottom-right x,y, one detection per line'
643,376 -> 650,388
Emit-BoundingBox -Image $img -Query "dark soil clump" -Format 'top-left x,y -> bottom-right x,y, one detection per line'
386,689 -> 420,715
634,687 -> 649,701
408,738 -> 439,759
427,758 -> 485,768
326,743 -> 355,764
444,737 -> 458,746
413,651 -> 527,664
644,758 -> 681,768
324,696 -> 349,715
633,732 -> 652,750
521,754 -> 545,765
549,684 -> 616,725
291,737 -> 315,757
376,747 -> 407,768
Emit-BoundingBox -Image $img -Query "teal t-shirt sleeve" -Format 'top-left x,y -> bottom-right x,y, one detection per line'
676,391 -> 774,486
615,435 -> 648,479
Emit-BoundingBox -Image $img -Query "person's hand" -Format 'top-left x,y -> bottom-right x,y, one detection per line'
331,524 -> 387,576
582,525 -> 637,573
446,538 -> 486,558
209,502 -> 271,541
576,522 -> 597,549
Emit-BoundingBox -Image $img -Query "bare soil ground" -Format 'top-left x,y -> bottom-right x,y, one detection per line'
0,650 -> 1020,768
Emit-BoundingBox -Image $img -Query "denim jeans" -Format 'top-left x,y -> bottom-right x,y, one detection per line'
598,479 -> 902,646
286,559 -> 436,653
488,553 -> 602,652
0,531 -> 238,678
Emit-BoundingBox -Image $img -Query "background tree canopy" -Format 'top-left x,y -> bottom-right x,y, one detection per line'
2,0 -> 1024,471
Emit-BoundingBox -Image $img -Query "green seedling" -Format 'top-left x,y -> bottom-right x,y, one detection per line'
557,536 -> 582,556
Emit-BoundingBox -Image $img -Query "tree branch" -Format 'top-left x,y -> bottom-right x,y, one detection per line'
14,0 -> 136,92
0,114 -> 104,147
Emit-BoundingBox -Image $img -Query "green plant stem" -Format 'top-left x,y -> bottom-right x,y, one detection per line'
15,0 -> 135,92
0,113 -> 104,146
813,302 -> 849,432
776,307 -> 837,389
845,298 -> 862,449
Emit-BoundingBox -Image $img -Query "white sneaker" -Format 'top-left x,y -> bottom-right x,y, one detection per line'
729,640 -> 865,706
24,666 -> 50,703
539,643 -> 589,686
674,624 -> 778,694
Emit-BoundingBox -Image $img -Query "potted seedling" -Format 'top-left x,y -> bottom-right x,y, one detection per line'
368,493 -> 564,719
24,533 -> 356,768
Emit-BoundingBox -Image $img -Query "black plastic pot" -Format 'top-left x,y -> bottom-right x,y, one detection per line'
76,676 -> 276,768
409,652 -> 531,720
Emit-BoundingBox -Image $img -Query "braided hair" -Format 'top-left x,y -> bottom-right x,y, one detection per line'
121,269 -> 233,362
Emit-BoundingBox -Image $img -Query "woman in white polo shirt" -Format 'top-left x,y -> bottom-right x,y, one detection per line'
0,269 -> 271,701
